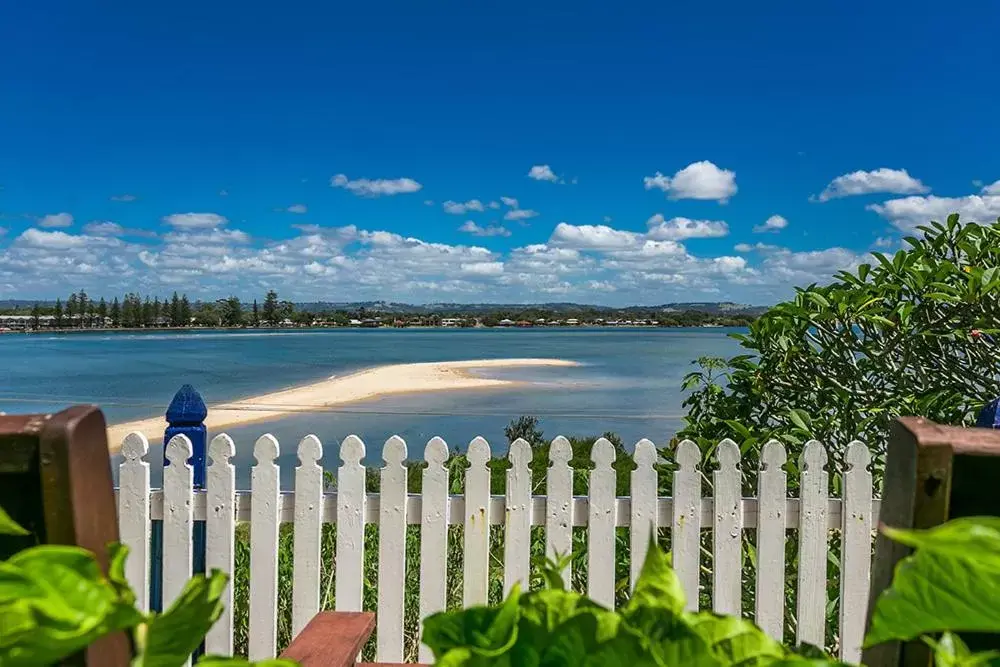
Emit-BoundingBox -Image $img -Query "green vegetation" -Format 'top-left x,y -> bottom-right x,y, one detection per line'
423,516 -> 1000,666
0,505 -> 293,667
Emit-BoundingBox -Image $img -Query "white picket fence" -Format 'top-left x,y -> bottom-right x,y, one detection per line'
115,432 -> 878,665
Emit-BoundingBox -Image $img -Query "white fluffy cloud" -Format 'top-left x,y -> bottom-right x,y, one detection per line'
38,213 -> 73,228
980,180 -> 1000,195
331,173 -> 423,197
500,196 -> 519,208
504,209 -> 539,221
286,204 -> 308,214
868,194 -> 1000,231
645,215 -> 729,240
83,221 -> 125,236
643,161 -> 737,203
753,215 -> 788,233
550,223 -> 639,250
443,199 -> 486,215
528,165 -> 559,182
459,221 -> 511,237
816,168 -> 929,202
163,213 -> 228,230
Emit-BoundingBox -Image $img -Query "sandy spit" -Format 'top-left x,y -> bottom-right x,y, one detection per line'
106,358 -> 578,450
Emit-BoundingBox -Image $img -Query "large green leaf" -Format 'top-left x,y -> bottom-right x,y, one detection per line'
622,535 -> 686,618
922,632 -> 1000,667
0,506 -> 29,536
421,588 -> 522,663
136,569 -> 230,667
688,613 -> 786,666
866,518 -> 1000,646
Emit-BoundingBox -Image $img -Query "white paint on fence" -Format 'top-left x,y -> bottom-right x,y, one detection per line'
335,435 -> 366,612
755,440 -> 787,641
840,441 -> 873,663
588,438 -> 616,607
797,440 -> 830,648
249,435 -> 280,661
162,434 -> 193,667
673,439 -> 702,611
545,436 -> 574,586
713,439 -> 742,616
630,439 -> 658,589
418,437 -> 450,665
377,436 -> 408,664
504,439 -> 532,595
116,432 -> 881,664
463,437 -> 491,606
292,435 -> 324,640
206,434 -> 236,656
119,433 -> 150,614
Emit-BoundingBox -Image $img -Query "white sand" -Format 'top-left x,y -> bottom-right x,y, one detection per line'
106,358 -> 578,450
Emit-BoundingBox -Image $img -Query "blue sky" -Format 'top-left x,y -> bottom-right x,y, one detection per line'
2,1 -> 999,305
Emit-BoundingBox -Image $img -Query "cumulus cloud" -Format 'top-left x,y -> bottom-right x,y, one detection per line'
753,215 -> 788,233
504,209 -> 539,221
643,161 -> 737,203
528,165 -> 559,182
286,204 -> 308,214
83,221 -> 125,236
110,194 -> 137,202
38,213 -> 73,228
981,180 -> 1000,195
459,221 -> 511,237
443,199 -> 486,215
646,214 -> 729,240
500,196 -> 519,208
867,194 -> 1000,232
550,223 -> 639,250
162,213 -> 228,230
331,173 -> 423,197
816,168 -> 929,202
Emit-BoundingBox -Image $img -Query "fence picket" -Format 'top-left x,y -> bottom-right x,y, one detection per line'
292,435 -> 324,640
546,436 -> 573,587
630,439 -> 658,590
206,434 -> 236,656
840,442 -> 873,663
378,436 -> 408,663
588,437 -> 616,607
163,435 -> 193,667
464,437 -> 491,606
418,437 -> 450,664
756,440 -> 787,640
797,440 -> 829,648
713,439 -> 742,616
504,438 -> 532,595
119,433 -> 150,614
249,435 -> 280,661
673,439 -> 702,611
336,435 -> 367,612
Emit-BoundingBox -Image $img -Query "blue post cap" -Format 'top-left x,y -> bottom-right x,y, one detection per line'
165,384 -> 208,426
977,397 -> 1000,429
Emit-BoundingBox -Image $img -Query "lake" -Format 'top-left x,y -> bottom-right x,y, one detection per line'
0,327 -> 744,486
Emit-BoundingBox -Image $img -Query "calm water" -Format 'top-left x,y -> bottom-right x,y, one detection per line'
0,328 -> 743,486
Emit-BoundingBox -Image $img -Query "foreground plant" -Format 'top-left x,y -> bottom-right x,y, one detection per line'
0,505 -> 294,667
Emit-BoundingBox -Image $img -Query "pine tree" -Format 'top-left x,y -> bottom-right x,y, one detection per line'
97,297 -> 107,325
66,292 -> 78,325
153,297 -> 161,326
54,299 -> 64,328
30,303 -> 41,330
262,289 -> 279,325
110,297 -> 121,327
252,299 -> 260,327
77,290 -> 89,328
170,292 -> 181,327
179,295 -> 192,326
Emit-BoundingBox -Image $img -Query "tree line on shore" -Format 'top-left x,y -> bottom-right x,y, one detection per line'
3,289 -> 755,329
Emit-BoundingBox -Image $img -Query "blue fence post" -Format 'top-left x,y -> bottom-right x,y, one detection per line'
977,398 -> 1000,429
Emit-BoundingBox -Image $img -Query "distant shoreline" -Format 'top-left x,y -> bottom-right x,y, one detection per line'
106,358 -> 580,450
3,323 -> 737,335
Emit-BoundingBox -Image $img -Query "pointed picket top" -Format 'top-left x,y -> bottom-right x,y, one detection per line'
800,440 -> 828,471
122,432 -> 149,462
165,434 -> 193,466
549,436 -> 572,465
591,437 -> 616,466
165,384 -> 208,426
760,440 -> 787,470
844,440 -> 870,470
424,436 -> 449,466
633,438 -> 657,466
383,435 -> 407,466
716,439 -> 740,470
340,434 -> 365,465
297,434 -> 322,465
254,434 -> 280,464
675,439 -> 701,469
467,436 -> 490,466
508,438 -> 531,468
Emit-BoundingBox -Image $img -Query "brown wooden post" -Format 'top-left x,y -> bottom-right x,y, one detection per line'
864,417 -> 1000,667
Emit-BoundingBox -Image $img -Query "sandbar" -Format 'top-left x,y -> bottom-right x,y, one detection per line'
106,358 -> 578,450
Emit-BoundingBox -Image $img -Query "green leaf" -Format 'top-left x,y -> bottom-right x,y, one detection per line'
866,517 -> 1000,647
787,409 -> 812,433
0,506 -> 29,536
622,535 -> 686,618
922,632 -> 1000,667
136,569 -> 230,667
421,587 -> 522,662
688,612 -> 786,666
